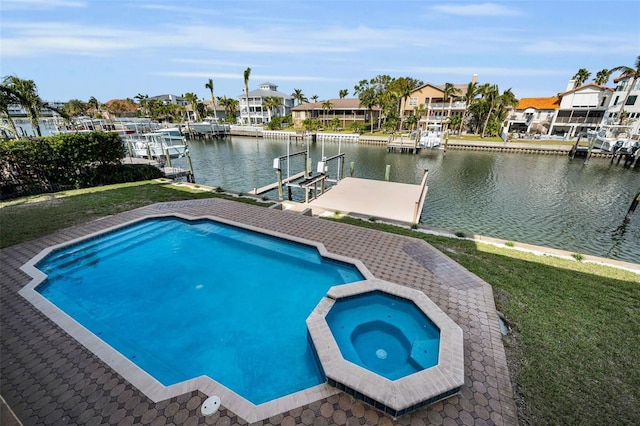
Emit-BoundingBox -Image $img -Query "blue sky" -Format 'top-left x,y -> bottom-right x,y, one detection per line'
1,0 -> 638,104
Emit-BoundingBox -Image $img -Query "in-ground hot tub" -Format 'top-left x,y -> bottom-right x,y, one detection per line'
307,279 -> 464,418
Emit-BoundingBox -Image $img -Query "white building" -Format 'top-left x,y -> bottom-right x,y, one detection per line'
238,82 -> 294,125
547,81 -> 613,137
606,73 -> 640,136
507,97 -> 560,135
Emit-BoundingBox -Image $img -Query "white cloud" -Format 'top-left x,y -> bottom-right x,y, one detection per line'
0,0 -> 86,10
431,2 -> 521,16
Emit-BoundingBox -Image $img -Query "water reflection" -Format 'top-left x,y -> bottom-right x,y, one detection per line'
171,136 -> 640,263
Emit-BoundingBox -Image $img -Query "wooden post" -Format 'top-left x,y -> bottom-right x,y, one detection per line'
385,165 -> 391,181
276,168 -> 283,200
165,148 -> 172,168
350,161 -> 355,177
624,189 -> 640,223
186,150 -> 195,183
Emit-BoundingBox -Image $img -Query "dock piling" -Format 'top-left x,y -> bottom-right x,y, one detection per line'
350,161 -> 355,177
624,189 -> 640,223
385,165 -> 391,181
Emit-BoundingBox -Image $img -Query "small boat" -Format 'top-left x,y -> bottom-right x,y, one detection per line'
124,131 -> 187,159
187,117 -> 231,136
419,124 -> 443,149
593,125 -> 635,153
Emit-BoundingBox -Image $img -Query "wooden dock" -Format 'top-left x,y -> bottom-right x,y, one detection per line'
387,137 -> 420,153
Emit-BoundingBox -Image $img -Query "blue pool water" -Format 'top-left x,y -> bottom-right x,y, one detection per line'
36,217 -> 364,404
326,292 -> 440,380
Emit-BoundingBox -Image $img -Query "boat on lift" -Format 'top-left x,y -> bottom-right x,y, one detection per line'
419,124 -> 443,149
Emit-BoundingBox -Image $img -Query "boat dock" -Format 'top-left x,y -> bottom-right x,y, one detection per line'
249,171 -> 306,195
307,171 -> 429,225
387,137 -> 420,153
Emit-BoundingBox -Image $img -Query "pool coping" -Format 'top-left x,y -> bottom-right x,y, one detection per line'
307,279 -> 464,417
18,212 -> 377,423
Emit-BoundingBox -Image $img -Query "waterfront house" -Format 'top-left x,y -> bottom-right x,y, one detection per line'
290,98 -> 381,129
402,75 -> 478,130
606,73 -> 640,135
238,82 -> 294,125
547,81 -> 613,137
507,97 -> 561,135
148,94 -> 188,107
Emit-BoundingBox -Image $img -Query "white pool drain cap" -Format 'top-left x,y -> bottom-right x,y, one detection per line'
201,395 -> 221,416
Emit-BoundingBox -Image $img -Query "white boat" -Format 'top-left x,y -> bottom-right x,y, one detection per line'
592,125 -> 635,153
125,131 -> 187,159
187,117 -> 230,136
419,124 -> 443,149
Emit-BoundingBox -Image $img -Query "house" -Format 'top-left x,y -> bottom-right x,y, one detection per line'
238,82 -> 294,125
606,73 -> 640,135
290,99 -> 381,129
402,75 -> 478,130
507,97 -> 561,134
148,94 -> 188,107
547,81 -> 613,137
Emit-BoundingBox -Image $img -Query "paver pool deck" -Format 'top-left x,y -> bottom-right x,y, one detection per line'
0,198 -> 517,425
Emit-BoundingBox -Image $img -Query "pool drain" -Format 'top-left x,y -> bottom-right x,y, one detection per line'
376,349 -> 387,359
201,395 -> 221,416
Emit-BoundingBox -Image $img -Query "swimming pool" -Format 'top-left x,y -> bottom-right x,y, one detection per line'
33,216 -> 365,404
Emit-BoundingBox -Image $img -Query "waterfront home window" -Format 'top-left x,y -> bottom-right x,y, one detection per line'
613,96 -> 619,105
625,95 -> 637,106
408,97 -> 418,106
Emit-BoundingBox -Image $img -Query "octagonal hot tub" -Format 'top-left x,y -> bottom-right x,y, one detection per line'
307,279 -> 464,418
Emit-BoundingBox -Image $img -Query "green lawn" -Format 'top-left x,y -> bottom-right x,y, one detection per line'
1,183 -> 638,425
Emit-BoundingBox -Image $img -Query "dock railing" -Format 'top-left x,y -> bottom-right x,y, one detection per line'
413,169 -> 429,224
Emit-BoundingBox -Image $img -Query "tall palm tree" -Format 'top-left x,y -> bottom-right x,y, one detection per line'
572,68 -> 591,88
390,77 -> 423,128
610,55 -> 640,124
63,99 -> 87,117
496,88 -> 518,135
243,67 -> 251,124
441,83 -> 461,131
458,81 -> 479,135
339,89 -> 349,99
322,100 -> 333,126
0,84 -> 20,136
291,88 -> 308,105
310,95 -> 319,103
2,76 -> 66,137
205,78 -> 217,119
593,69 -> 611,86
183,92 -> 199,121
87,96 -> 101,117
134,93 -> 148,117
479,84 -> 499,138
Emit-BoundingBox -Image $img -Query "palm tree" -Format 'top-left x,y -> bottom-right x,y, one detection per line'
458,81 -> 479,135
183,92 -> 199,121
479,84 -> 499,138
243,67 -> 251,124
339,89 -> 349,99
63,99 -> 87,117
610,55 -> 640,124
134,93 -> 148,117
593,69 -> 611,86
390,77 -> 423,129
291,88 -> 308,105
496,88 -> 518,135
87,96 -> 101,117
321,100 -> 333,126
0,84 -> 20,137
262,96 -> 282,122
1,76 -> 67,137
310,95 -> 319,103
572,68 -> 591,88
441,82 -> 461,131
205,78 -> 217,119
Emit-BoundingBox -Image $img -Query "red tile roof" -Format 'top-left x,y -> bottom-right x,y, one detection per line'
515,97 -> 560,110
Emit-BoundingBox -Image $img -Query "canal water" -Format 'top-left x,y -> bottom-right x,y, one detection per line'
174,136 -> 640,263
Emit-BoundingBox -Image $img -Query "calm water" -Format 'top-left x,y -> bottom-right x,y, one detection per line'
37,217 -> 363,404
173,136 -> 640,263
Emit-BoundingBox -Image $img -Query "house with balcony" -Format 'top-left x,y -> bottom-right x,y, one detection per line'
238,82 -> 294,125
148,94 -> 188,107
507,97 -> 560,135
402,75 -> 478,130
547,81 -> 613,137
290,99 -> 381,129
606,73 -> 640,136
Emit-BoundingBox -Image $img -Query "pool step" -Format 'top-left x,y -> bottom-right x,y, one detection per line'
39,220 -> 179,275
409,338 -> 440,369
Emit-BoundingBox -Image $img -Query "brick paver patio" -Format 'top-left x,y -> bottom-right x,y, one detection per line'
1,198 -> 517,425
